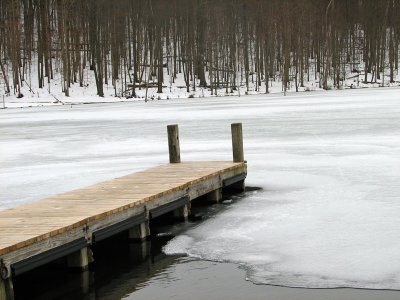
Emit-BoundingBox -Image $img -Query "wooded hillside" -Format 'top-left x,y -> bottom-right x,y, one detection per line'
0,0 -> 399,98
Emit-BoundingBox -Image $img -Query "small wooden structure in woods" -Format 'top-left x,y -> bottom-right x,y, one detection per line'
0,123 -> 247,300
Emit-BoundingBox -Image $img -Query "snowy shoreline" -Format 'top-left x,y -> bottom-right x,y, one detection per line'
2,84 -> 399,110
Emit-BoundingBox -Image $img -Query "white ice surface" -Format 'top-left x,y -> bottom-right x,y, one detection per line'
2,88 -> 400,289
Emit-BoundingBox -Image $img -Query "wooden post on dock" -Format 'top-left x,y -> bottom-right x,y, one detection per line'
231,123 -> 244,163
231,123 -> 245,191
167,124 -> 190,216
167,124 -> 181,163
167,124 -> 190,220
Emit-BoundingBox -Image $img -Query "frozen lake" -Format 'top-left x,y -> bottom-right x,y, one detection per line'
1,87 -> 400,289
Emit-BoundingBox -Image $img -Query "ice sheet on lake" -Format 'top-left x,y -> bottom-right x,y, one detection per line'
2,88 -> 400,289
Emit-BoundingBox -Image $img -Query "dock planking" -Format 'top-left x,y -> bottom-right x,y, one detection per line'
0,161 -> 245,255
0,124 -> 247,300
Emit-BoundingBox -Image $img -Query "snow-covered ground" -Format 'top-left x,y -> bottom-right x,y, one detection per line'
2,60 -> 400,109
1,87 -> 400,289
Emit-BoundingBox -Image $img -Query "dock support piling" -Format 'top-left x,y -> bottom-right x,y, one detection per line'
167,124 -> 181,163
67,247 -> 93,271
128,221 -> 150,242
231,123 -> 246,192
207,188 -> 222,203
173,204 -> 190,221
0,278 -> 14,300
79,271 -> 93,295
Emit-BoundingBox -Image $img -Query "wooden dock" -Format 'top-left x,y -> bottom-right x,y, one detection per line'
0,123 -> 247,300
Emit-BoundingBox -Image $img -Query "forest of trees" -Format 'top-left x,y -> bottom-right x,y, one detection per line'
0,0 -> 399,99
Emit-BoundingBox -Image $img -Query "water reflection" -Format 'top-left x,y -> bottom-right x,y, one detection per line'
14,234 -> 181,300
13,195 -> 228,300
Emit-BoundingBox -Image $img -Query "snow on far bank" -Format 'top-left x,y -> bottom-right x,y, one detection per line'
2,61 -> 400,109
